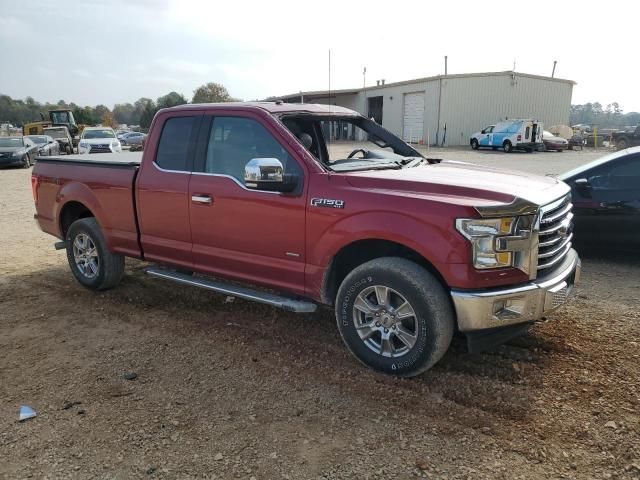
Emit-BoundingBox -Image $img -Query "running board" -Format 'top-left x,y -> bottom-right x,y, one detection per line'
145,268 -> 317,313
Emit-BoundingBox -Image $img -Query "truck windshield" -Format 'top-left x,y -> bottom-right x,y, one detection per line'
44,129 -> 67,139
281,114 -> 423,172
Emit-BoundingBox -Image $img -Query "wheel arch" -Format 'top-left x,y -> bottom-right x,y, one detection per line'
59,200 -> 96,239
321,238 -> 449,305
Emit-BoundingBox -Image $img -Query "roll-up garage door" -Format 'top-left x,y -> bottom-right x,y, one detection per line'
403,92 -> 425,143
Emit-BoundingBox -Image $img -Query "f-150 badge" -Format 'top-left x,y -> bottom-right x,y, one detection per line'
311,198 -> 345,209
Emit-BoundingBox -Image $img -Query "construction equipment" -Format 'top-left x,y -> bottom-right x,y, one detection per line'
23,109 -> 83,148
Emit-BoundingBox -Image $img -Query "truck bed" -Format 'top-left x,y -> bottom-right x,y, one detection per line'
33,152 -> 142,258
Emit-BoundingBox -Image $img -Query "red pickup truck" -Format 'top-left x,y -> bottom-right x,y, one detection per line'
32,102 -> 580,376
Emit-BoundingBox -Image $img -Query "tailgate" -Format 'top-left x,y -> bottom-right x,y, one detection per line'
33,154 -> 141,257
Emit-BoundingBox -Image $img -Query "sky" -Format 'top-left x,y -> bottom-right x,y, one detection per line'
1,0 -> 638,112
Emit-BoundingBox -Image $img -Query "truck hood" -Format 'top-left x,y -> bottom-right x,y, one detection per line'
344,160 -> 570,213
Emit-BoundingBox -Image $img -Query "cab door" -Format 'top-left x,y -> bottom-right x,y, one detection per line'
479,126 -> 493,146
136,112 -> 203,269
187,111 -> 308,295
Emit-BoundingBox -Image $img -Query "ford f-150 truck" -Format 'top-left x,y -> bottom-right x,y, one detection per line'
32,102 -> 581,377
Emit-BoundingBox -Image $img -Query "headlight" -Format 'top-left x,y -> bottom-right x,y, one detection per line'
111,141 -> 120,148
79,142 -> 88,148
456,217 -> 516,269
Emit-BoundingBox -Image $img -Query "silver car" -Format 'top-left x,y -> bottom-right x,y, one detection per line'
120,132 -> 147,146
26,135 -> 60,157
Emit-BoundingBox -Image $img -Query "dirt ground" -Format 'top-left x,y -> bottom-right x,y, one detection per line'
1,153 -> 639,479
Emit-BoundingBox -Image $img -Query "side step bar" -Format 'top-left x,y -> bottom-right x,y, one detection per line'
145,267 -> 317,313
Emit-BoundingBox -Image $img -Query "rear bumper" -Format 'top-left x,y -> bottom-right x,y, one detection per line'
450,249 -> 580,332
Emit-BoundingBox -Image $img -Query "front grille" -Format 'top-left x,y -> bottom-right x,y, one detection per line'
89,144 -> 111,153
537,194 -> 573,272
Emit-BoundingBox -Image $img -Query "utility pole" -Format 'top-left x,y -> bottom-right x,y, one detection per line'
444,56 -> 448,75
551,60 -> 557,78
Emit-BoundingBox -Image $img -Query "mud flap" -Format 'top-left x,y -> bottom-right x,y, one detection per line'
465,323 -> 531,354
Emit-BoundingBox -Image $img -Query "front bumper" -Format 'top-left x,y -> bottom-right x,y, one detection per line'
451,248 -> 580,332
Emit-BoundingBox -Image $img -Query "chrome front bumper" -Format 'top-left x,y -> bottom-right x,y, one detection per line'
451,249 -> 581,332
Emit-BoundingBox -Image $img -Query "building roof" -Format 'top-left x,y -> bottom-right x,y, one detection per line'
275,70 -> 576,100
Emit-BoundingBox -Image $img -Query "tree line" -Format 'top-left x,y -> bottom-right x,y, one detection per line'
570,102 -> 640,129
0,82 -> 237,130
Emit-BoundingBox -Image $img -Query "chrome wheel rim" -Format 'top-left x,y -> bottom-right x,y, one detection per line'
72,233 -> 99,279
352,285 -> 419,358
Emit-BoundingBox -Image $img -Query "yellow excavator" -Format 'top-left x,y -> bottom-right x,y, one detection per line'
23,109 -> 84,149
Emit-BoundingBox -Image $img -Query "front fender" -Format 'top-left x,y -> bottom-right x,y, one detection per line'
310,210 -> 468,276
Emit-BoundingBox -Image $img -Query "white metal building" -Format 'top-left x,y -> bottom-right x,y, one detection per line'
277,71 -> 575,147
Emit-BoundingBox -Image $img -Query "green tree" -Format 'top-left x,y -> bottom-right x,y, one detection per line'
192,82 -> 237,103
140,101 -> 157,129
113,103 -> 136,125
157,91 -> 187,109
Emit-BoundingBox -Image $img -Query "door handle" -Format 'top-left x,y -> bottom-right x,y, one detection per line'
191,194 -> 213,205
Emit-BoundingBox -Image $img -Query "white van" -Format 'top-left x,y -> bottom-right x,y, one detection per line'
470,119 -> 543,153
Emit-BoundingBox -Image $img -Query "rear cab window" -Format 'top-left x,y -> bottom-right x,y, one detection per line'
155,116 -> 200,172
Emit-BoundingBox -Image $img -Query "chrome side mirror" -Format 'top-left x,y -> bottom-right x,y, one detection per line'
244,158 -> 297,193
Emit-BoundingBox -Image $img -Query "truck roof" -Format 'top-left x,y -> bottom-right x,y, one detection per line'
166,102 -> 359,116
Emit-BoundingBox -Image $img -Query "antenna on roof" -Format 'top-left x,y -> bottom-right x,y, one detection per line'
551,60 -> 557,78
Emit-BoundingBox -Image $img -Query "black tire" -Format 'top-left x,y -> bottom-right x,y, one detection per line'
503,140 -> 513,153
65,145 -> 73,155
616,138 -> 628,151
470,138 -> 479,150
65,218 -> 124,291
22,155 -> 31,168
335,257 -> 454,377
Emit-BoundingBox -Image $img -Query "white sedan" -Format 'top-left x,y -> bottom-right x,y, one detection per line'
78,127 -> 122,154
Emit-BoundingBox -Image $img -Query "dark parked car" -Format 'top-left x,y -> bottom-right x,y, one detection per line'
0,136 -> 37,168
611,125 -> 640,150
26,135 -> 60,157
560,147 -> 640,249
120,132 -> 146,146
542,130 -> 568,152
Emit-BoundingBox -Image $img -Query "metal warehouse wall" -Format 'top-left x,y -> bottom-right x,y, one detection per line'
353,82 -> 438,144
437,74 -> 573,146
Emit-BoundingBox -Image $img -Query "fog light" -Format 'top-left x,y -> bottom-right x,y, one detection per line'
492,297 -> 526,321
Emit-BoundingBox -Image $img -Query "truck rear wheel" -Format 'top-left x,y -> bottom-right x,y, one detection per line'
503,140 -> 513,153
616,138 -> 628,150
335,257 -> 454,377
65,218 -> 124,291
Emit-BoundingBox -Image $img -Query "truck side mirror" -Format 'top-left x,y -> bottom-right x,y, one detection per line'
481,129 -> 485,134
244,158 -> 297,193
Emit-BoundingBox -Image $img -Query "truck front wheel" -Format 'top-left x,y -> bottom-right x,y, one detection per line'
335,257 -> 454,377
65,218 -> 124,291
616,138 -> 628,150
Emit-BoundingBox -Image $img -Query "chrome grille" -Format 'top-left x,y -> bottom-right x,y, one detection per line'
537,194 -> 573,272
